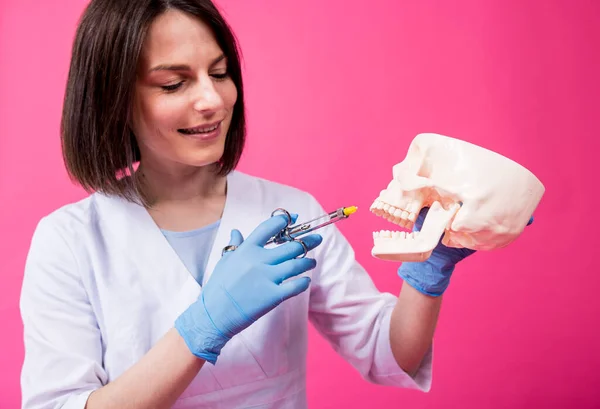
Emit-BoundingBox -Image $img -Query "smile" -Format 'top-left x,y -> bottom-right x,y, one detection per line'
178,121 -> 221,135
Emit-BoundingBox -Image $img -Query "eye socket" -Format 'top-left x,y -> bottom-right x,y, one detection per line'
211,72 -> 229,81
161,81 -> 184,92
416,159 -> 432,178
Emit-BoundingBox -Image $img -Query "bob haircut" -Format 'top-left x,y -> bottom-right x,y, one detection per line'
60,0 -> 245,204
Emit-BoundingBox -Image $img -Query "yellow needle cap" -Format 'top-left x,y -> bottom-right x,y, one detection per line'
343,206 -> 358,216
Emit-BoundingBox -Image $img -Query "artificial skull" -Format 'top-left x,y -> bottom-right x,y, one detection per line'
370,133 -> 545,262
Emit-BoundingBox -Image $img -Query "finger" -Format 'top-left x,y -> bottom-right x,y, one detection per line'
267,258 -> 317,284
229,229 -> 244,246
277,276 -> 311,302
270,210 -> 299,225
222,229 -> 244,257
245,214 -> 292,247
527,215 -> 534,226
414,207 -> 429,232
266,234 -> 323,264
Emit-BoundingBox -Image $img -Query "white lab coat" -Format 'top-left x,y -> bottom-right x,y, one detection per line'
20,170 -> 432,409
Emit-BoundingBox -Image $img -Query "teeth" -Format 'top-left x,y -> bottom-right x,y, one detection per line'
370,198 -> 417,227
373,230 -> 419,240
408,202 -> 421,215
180,123 -> 219,134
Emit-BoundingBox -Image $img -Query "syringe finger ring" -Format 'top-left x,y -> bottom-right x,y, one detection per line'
293,239 -> 308,259
271,208 -> 293,226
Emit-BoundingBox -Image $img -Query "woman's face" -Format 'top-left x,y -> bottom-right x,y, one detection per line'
132,9 -> 237,172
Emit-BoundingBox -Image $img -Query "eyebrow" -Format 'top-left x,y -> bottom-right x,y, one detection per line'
148,54 -> 227,73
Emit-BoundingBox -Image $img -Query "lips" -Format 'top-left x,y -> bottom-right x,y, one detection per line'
178,121 -> 221,135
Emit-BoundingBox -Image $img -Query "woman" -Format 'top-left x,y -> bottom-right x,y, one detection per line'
20,1 -> 474,408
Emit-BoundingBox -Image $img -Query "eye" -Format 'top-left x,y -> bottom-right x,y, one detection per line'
211,72 -> 229,81
161,81 -> 184,92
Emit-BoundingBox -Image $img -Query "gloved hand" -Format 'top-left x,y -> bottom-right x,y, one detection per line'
397,207 -> 476,297
398,209 -> 535,297
175,213 -> 323,364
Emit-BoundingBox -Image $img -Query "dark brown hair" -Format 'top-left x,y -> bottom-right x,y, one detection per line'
60,0 -> 245,204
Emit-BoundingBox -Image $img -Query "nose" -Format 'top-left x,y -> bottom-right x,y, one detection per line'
192,75 -> 224,113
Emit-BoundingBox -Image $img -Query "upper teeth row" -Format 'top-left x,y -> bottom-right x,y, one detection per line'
370,199 -> 417,228
188,123 -> 218,133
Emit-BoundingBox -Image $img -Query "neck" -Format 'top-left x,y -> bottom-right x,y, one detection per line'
136,162 -> 227,206
135,162 -> 229,232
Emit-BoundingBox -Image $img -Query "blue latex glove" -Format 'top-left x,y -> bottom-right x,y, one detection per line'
175,213 -> 323,364
397,207 -> 476,297
398,209 -> 535,296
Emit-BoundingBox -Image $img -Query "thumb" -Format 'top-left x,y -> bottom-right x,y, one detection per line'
229,229 -> 244,246
413,207 -> 429,232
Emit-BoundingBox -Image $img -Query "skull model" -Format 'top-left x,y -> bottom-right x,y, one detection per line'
370,133 -> 545,262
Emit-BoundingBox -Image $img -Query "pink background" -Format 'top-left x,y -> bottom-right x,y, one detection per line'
1,0 -> 599,408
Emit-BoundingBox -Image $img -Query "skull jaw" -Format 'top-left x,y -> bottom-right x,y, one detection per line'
371,202 -> 460,262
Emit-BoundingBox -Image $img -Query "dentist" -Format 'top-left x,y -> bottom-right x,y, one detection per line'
19,1 -> 475,408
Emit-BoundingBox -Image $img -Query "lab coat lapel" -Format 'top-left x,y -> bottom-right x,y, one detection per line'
201,171 -> 264,286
